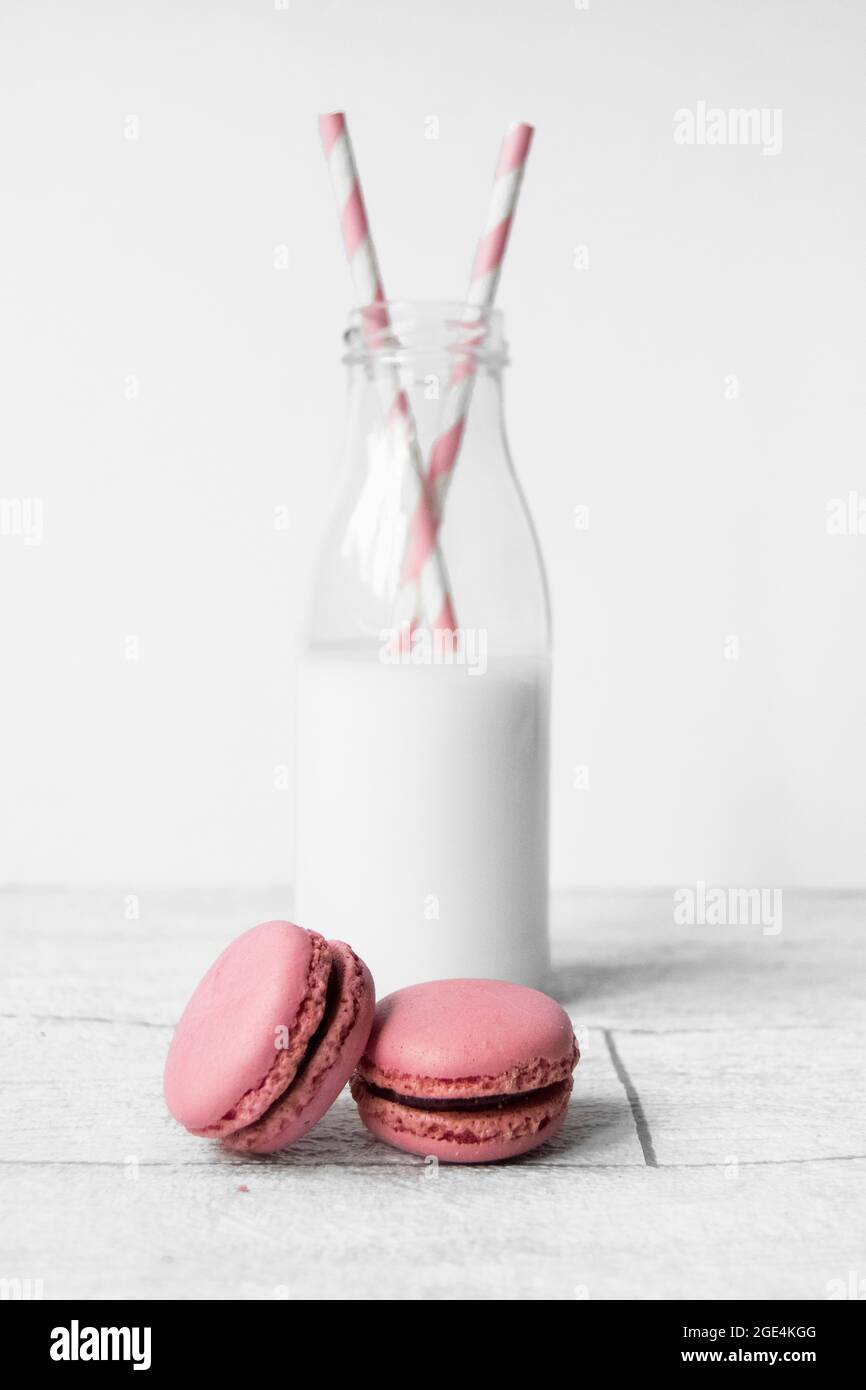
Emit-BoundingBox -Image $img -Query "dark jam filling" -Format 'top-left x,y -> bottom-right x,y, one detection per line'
230,958 -> 341,1133
365,1080 -> 566,1113
286,956 -> 341,1088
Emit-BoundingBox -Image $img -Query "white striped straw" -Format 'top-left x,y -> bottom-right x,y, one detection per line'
399,122 -> 534,622
319,113 -> 456,632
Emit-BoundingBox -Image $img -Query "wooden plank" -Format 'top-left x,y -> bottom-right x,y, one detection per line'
1,887 -> 288,1025
3,888 -> 862,1031
611,1026 -> 866,1165
1,1159 -> 862,1300
0,1016 -> 645,1168
551,889 -> 866,1030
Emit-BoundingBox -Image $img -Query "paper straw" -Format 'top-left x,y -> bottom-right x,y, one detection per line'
399,122 -> 534,620
319,113 -> 457,632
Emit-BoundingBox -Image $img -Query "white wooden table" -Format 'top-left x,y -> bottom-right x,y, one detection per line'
2,888 -> 863,1300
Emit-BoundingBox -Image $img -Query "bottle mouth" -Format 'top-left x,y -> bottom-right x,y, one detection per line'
343,300 -> 508,368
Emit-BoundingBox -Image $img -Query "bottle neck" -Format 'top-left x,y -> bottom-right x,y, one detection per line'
311,304 -> 547,651
347,346 -> 505,421
344,301 -> 507,367
341,304 -> 508,489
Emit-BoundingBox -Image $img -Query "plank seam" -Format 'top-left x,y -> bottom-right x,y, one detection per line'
603,1029 -> 659,1167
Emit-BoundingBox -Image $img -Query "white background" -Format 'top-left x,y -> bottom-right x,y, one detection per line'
1,0 -> 864,889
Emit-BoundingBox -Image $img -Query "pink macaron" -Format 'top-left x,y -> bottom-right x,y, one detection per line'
350,978 -> 579,1163
164,920 -> 375,1154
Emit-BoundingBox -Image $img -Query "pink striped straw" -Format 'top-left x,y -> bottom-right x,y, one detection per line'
319,112 -> 456,633
400,122 -> 534,620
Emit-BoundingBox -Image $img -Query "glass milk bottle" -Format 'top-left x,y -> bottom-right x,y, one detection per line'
294,302 -> 551,998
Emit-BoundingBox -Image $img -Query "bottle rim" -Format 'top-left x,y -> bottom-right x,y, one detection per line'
342,300 -> 508,368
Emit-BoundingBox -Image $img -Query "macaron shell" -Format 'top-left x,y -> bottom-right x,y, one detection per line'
224,941 -> 375,1155
359,978 -> 577,1100
164,921 -> 331,1134
351,1076 -> 572,1164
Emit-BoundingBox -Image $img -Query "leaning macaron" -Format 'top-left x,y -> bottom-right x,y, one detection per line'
164,920 -> 374,1154
350,978 -> 578,1163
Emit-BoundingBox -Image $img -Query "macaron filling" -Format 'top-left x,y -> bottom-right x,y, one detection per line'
223,957 -> 341,1139
350,1072 -> 574,1159
361,1079 -> 570,1113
